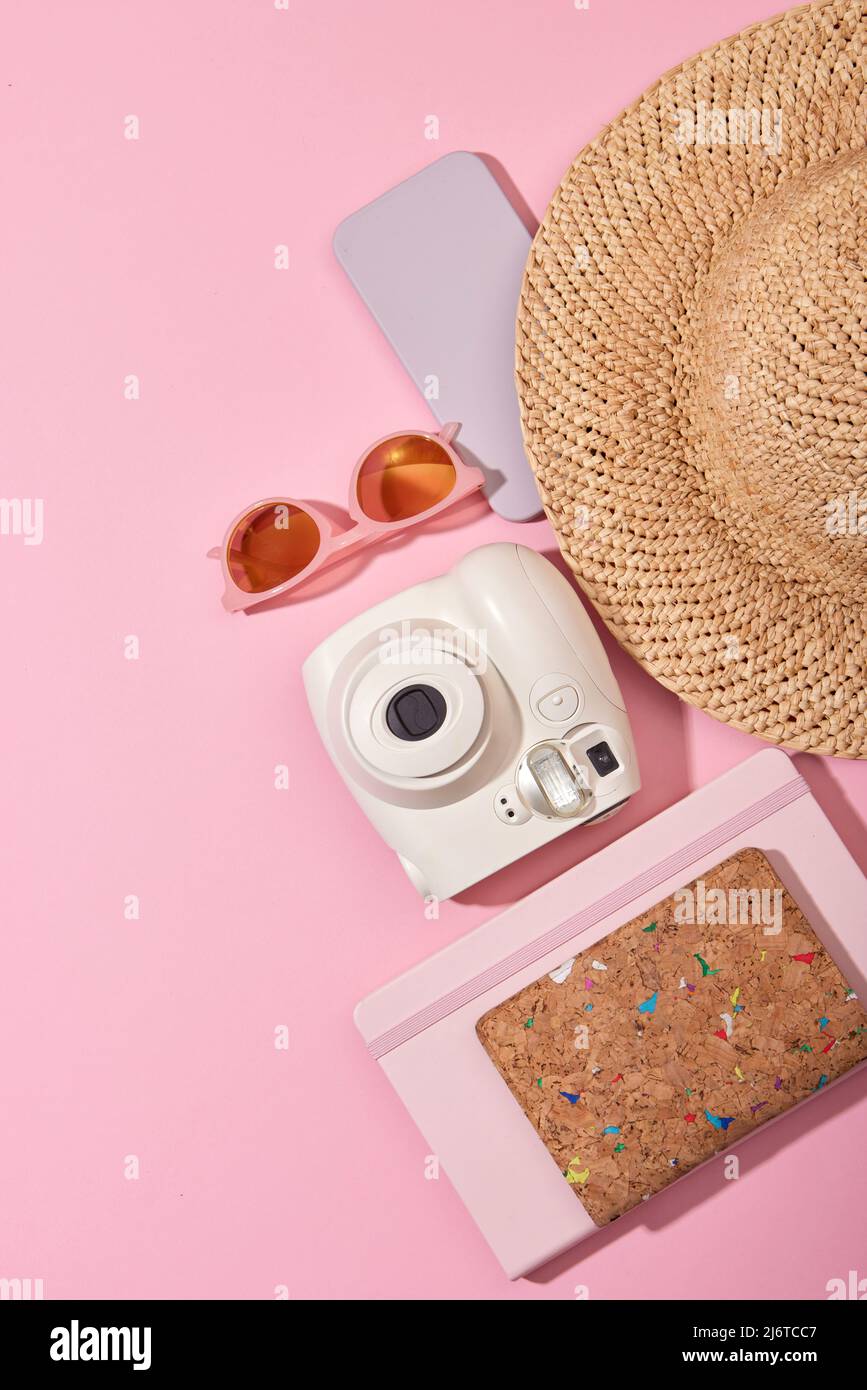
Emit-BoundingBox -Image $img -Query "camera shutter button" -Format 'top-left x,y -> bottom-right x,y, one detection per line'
536,685 -> 579,722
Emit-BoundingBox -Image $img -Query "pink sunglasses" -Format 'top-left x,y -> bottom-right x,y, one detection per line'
209,423 -> 485,612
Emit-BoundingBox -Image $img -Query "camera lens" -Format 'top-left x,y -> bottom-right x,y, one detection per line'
385,684 -> 448,741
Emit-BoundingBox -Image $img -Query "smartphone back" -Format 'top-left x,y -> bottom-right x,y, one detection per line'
333,152 -> 542,522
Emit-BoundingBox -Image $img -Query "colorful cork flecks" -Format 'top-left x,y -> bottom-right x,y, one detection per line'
564,1156 -> 589,1185
475,848 -> 867,1227
705,1108 -> 735,1131
694,954 -> 721,977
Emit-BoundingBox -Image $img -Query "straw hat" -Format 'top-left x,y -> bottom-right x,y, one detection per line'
516,0 -> 866,757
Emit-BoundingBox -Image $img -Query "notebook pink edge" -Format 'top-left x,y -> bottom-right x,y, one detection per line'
354,747 -> 867,1278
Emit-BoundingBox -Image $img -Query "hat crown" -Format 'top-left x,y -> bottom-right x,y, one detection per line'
683,148 -> 867,602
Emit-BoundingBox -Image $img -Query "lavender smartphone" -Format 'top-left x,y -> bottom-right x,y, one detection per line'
333,152 -> 542,523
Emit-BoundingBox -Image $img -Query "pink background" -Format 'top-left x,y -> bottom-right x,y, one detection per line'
2,0 -> 865,1300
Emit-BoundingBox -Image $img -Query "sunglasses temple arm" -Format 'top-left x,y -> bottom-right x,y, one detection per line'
439,421 -> 460,446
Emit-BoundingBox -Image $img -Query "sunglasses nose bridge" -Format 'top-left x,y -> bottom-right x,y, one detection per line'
330,523 -> 385,556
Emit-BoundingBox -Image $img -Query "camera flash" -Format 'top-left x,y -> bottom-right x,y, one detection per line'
527,745 -> 589,817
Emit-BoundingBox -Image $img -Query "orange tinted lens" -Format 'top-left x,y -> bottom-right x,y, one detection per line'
227,504 -> 320,594
356,434 -> 457,523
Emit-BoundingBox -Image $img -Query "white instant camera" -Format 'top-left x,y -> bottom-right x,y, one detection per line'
302,544 -> 640,899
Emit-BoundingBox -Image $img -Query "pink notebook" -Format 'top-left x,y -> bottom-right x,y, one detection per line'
354,750 -> 867,1278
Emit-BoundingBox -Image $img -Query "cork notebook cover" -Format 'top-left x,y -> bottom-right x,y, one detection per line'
476,848 -> 867,1227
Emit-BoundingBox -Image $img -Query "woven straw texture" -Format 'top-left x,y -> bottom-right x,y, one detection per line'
516,0 -> 866,757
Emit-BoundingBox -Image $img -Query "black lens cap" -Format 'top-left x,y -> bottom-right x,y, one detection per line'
386,684 -> 448,741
